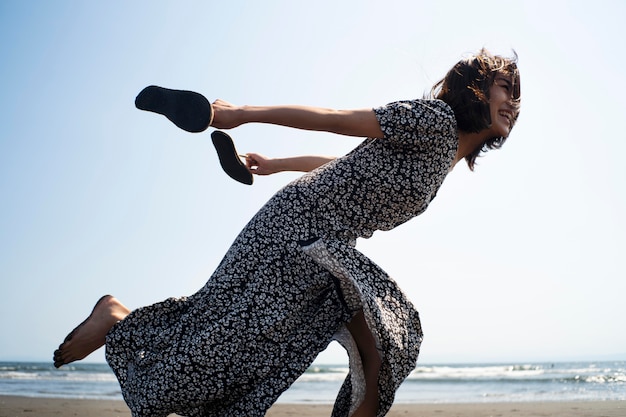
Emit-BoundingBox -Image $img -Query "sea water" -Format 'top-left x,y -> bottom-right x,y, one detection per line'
0,361 -> 624,403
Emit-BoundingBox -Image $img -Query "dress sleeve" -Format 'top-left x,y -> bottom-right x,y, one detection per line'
373,99 -> 457,148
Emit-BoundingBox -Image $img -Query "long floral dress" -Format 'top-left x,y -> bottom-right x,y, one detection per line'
105,98 -> 458,417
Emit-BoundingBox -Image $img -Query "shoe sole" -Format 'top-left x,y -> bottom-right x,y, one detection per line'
211,131 -> 253,185
135,86 -> 212,133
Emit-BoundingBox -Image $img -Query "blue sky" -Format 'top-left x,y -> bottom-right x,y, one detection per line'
1,0 -> 624,365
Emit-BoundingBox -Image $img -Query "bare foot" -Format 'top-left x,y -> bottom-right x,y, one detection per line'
53,295 -> 130,368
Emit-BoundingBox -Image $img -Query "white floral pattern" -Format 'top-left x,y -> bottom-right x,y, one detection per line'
105,99 -> 458,416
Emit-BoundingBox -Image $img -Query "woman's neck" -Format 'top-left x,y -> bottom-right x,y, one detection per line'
453,130 -> 490,166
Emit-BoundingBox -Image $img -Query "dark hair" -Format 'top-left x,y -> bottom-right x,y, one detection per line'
430,49 -> 521,170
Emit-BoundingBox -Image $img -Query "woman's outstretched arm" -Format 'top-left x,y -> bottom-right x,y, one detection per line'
211,99 -> 385,139
244,153 -> 335,175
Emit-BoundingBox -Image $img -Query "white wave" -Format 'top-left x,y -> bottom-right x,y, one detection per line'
408,364 -> 544,380
0,371 -> 117,382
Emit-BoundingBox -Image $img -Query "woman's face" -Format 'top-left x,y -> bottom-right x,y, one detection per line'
488,74 -> 518,138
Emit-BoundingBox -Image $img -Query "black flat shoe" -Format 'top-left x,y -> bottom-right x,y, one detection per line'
211,131 -> 253,185
135,86 -> 213,133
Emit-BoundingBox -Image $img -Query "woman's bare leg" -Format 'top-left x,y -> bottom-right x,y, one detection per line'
346,310 -> 382,417
53,295 -> 130,368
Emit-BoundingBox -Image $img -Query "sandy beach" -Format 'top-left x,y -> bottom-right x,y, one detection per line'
0,396 -> 624,417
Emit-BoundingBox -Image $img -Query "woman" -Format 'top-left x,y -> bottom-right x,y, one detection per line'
54,49 -> 520,417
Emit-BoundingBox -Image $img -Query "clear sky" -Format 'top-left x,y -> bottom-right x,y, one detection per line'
1,0 -> 624,365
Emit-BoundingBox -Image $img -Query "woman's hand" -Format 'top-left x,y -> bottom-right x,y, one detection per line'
244,153 -> 282,176
210,99 -> 244,129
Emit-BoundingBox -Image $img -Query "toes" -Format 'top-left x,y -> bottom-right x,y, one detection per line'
53,343 -> 73,368
53,349 -> 65,368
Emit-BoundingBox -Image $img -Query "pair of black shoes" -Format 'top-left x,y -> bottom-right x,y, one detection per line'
135,86 -> 253,185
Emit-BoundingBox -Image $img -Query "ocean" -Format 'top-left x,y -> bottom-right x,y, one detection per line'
0,361 -> 624,404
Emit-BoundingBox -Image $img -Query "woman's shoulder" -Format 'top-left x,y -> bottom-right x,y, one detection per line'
376,98 -> 454,121
421,97 -> 454,114
374,98 -> 457,137
418,99 -> 456,130
400,98 -> 454,117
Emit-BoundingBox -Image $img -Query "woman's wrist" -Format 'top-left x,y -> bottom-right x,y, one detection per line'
270,158 -> 288,174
